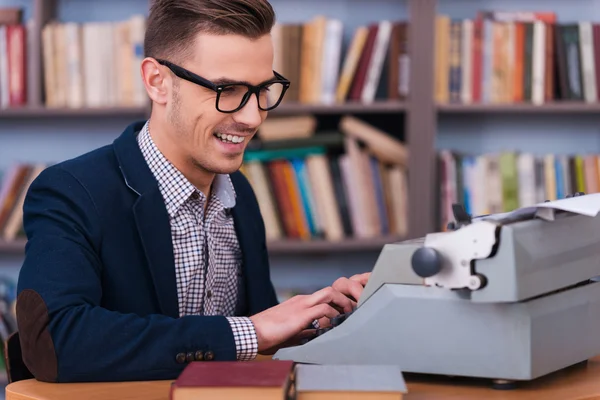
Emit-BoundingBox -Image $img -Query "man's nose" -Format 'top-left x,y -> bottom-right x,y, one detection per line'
234,94 -> 265,128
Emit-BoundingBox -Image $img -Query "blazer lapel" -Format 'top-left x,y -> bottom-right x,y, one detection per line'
132,188 -> 179,318
231,202 -> 260,315
113,121 -> 180,319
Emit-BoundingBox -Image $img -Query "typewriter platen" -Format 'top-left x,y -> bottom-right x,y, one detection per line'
274,193 -> 600,389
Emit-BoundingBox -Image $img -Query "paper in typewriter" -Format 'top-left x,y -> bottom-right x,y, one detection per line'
533,193 -> 600,220
472,193 -> 600,223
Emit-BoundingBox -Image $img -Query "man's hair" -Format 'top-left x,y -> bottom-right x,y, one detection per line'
145,0 -> 276,63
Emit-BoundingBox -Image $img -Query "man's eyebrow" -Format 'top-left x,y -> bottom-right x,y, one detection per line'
211,75 -> 276,86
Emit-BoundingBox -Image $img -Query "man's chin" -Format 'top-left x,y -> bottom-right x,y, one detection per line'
208,158 -> 245,175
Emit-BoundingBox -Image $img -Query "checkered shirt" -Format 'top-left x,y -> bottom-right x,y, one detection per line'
137,121 -> 258,360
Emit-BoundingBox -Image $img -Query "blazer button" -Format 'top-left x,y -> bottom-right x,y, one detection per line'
204,350 -> 214,361
176,353 -> 186,364
195,351 -> 204,361
186,352 -> 195,363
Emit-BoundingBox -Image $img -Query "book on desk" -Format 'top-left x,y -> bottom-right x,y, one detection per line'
169,359 -> 406,400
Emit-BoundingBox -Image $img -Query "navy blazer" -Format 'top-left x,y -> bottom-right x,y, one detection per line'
15,121 -> 279,383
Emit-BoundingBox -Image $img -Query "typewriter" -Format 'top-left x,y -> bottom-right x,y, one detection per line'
274,193 -> 600,389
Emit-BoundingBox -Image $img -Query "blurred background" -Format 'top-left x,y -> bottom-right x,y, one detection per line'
1,0 -> 600,392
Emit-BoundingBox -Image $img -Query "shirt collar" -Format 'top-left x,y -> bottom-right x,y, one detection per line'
137,121 -> 236,216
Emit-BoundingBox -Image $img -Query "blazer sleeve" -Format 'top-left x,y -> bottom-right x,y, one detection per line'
16,165 -> 238,383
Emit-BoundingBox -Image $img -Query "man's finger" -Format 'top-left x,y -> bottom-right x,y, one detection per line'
350,272 -> 371,286
317,316 -> 331,328
305,303 -> 340,323
306,287 -> 354,313
291,329 -> 318,343
333,278 -> 364,303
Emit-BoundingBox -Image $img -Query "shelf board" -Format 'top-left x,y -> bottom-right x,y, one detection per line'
0,102 -> 406,119
437,102 -> 600,114
1,236 -> 404,256
0,106 -> 150,118
267,235 -> 405,255
271,101 -> 406,115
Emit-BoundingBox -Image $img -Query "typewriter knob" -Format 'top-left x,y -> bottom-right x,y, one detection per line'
411,247 -> 443,278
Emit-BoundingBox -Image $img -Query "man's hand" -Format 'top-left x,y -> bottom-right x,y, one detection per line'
315,272 -> 370,328
249,286 -> 354,354
257,329 -> 317,355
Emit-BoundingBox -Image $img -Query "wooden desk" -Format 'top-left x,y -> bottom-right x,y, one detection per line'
6,356 -> 600,400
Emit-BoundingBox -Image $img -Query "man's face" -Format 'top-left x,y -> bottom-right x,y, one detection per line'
166,33 -> 274,175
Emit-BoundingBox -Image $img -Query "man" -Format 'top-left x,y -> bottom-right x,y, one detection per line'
15,0 -> 370,384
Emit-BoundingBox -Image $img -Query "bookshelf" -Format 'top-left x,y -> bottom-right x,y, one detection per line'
3,0 -> 598,259
0,0 -> 421,258
432,0 -> 600,231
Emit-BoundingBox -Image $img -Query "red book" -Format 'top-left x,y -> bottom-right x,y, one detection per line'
348,23 -> 379,101
170,360 -> 295,400
472,18 -> 483,103
593,24 -> 600,101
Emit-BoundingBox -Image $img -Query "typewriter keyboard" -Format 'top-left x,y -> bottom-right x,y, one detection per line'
301,310 -> 355,344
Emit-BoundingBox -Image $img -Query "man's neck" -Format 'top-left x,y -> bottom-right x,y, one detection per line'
147,118 -> 214,199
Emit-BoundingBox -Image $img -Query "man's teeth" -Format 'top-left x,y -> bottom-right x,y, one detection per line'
215,133 -> 244,143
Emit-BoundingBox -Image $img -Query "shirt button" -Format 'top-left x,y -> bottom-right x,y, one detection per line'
191,192 -> 199,200
207,290 -> 212,298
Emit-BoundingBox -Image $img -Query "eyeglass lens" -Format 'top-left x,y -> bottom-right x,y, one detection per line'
218,82 -> 285,111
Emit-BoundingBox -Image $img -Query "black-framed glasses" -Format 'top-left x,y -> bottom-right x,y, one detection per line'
155,58 -> 290,113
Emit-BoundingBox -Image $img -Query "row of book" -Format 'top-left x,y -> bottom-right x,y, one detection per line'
435,10 -> 600,105
243,115 -> 409,241
438,150 -> 600,230
0,6 -> 148,110
42,16 -> 148,109
1,6 -> 411,111
272,17 -> 409,105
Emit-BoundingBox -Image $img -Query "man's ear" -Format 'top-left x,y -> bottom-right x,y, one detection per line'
140,57 -> 169,105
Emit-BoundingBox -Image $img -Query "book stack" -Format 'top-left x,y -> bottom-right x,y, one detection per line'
241,115 -> 409,242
